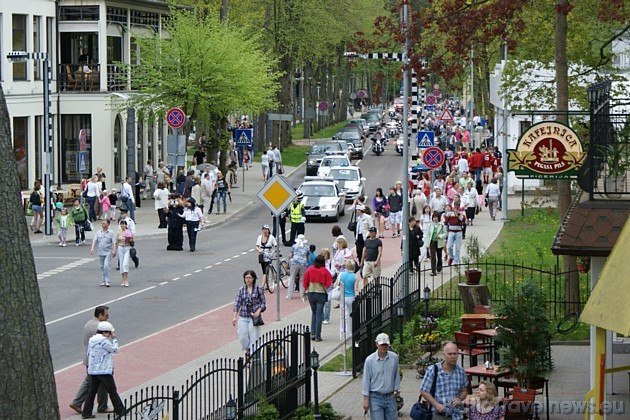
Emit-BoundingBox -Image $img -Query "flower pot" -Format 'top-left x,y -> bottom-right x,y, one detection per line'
421,343 -> 440,353
465,269 -> 482,285
577,261 -> 590,274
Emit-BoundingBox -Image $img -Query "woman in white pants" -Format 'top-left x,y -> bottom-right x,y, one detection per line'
335,260 -> 359,339
113,220 -> 132,287
232,270 -> 266,360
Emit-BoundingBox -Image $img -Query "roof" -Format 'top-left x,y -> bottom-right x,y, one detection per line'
551,190 -> 630,257
580,217 -> 630,335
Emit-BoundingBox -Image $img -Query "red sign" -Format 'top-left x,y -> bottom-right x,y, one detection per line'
439,108 -> 454,122
422,147 -> 445,169
79,129 -> 87,152
318,101 -> 329,111
166,107 -> 186,129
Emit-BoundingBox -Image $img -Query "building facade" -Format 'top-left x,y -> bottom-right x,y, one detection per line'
2,0 -> 173,191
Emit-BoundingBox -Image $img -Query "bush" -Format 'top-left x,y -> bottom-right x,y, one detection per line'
292,402 -> 343,420
255,396 -> 280,420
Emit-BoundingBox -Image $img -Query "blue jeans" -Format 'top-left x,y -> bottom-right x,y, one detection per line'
447,231 -> 462,265
216,190 -> 227,212
86,196 -> 97,221
369,392 -> 397,420
98,254 -> 112,284
308,292 -> 326,339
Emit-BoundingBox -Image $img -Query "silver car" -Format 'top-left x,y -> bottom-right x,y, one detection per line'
327,166 -> 366,203
298,178 -> 346,221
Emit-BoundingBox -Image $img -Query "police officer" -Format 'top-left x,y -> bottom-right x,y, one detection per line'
289,191 -> 306,245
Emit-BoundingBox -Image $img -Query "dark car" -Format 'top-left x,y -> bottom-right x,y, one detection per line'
361,113 -> 382,132
305,141 -> 345,176
333,130 -> 364,159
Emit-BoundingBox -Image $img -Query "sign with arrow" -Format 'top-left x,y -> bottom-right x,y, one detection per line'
417,131 -> 435,149
235,129 -> 253,147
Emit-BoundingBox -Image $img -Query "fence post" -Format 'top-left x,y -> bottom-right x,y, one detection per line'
172,389 -> 179,420
288,330 -> 299,413
237,357 -> 244,420
305,327 -> 312,404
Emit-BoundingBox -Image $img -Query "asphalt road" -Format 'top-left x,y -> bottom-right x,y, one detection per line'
36,136 -> 409,372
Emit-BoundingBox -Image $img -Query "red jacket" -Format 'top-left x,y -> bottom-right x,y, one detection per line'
303,266 -> 333,292
470,152 -> 483,170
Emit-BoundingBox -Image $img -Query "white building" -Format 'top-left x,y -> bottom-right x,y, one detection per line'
2,0 -> 173,192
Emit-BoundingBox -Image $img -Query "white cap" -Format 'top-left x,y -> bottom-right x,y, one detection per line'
97,321 -> 115,332
375,333 -> 390,345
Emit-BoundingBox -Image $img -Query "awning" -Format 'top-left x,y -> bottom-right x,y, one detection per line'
580,217 -> 630,335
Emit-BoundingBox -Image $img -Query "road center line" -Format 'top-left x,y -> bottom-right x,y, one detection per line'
183,273 -> 191,277
205,265 -> 213,269
194,269 -> 201,273
45,286 -> 157,326
172,277 -> 180,281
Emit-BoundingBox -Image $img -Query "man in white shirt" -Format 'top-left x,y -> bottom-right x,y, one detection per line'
120,176 -> 136,221
142,160 -> 155,200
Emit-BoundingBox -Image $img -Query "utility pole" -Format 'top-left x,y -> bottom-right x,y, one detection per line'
401,1 -> 410,298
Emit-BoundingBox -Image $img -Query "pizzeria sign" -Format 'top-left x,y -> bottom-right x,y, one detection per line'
507,121 -> 585,179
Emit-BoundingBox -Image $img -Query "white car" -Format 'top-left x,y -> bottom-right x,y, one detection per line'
316,155 -> 351,177
327,166 -> 366,203
298,178 -> 346,221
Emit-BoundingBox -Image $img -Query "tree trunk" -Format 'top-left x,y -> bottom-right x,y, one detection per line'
458,283 -> 491,314
555,0 -> 579,314
0,84 -> 60,417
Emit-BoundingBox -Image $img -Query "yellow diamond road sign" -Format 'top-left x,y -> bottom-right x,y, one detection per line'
257,174 -> 297,216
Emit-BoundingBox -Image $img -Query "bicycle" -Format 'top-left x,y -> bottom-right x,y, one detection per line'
266,250 -> 291,294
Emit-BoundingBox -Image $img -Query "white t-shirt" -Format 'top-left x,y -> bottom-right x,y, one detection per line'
457,157 -> 469,173
87,181 -> 101,198
121,182 -> 135,203
485,183 -> 501,198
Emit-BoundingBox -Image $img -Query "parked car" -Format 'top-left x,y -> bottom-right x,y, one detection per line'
327,165 -> 366,203
298,178 -> 346,221
317,155 -> 351,178
305,141 -> 345,176
333,130 -> 364,159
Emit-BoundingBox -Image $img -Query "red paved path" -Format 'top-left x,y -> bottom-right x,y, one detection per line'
55,235 -> 404,418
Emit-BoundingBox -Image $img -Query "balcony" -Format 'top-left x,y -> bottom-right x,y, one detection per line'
58,64 -> 127,92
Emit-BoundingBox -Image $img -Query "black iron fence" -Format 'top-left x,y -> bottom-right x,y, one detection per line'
351,260 -> 590,376
108,324 -> 311,420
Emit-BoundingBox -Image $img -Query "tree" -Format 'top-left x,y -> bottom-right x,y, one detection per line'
0,85 -> 60,417
119,6 -> 280,166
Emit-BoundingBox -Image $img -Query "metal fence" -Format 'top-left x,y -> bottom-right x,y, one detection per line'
108,324 -> 312,420
350,260 -> 590,376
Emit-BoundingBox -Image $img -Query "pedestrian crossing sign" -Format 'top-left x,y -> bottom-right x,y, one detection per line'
417,131 -> 435,149
235,129 -> 253,146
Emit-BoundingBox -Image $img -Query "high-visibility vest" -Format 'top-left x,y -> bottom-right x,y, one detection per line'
290,203 -> 304,223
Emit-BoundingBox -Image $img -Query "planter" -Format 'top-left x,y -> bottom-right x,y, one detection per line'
421,343 -> 440,353
577,261 -> 590,274
465,269 -> 482,285
421,322 -> 438,331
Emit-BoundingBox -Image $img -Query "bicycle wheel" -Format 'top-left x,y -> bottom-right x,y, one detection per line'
556,312 -> 579,334
266,265 -> 277,293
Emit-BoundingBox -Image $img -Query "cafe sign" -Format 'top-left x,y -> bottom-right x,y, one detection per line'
508,121 -> 585,179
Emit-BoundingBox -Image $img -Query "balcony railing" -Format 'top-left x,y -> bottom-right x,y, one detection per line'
577,81 -> 630,200
58,63 -> 130,92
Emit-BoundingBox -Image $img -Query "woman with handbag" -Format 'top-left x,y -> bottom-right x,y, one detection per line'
232,270 -> 266,361
335,259 -> 359,340
113,220 -> 132,287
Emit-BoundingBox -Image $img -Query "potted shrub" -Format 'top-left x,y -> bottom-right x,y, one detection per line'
600,140 -> 629,197
464,234 -> 484,285
576,256 -> 590,273
495,282 -> 554,389
418,331 -> 442,353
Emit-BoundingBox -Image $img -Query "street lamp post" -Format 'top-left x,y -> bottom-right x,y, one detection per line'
226,395 -> 237,420
423,286 -> 432,345
7,51 -> 53,236
396,304 -> 405,345
310,350 -> 321,419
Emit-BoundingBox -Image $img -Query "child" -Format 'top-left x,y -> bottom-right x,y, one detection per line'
98,190 -> 116,220
107,189 -> 118,221
308,244 -> 317,266
56,207 -> 73,247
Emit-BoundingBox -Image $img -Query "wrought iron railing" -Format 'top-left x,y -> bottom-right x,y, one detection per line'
350,260 -> 590,376
107,324 -> 311,420
577,80 -> 630,199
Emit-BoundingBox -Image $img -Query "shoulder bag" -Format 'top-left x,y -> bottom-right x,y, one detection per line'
251,286 -> 265,326
347,209 -> 357,232
410,363 -> 439,420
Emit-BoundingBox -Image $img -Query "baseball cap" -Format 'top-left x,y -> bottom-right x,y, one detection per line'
369,226 -> 377,232
97,321 -> 115,332
375,333 -> 390,345
356,204 -> 365,211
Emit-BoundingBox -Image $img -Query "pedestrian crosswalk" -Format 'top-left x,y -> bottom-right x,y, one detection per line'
36,258 -> 95,279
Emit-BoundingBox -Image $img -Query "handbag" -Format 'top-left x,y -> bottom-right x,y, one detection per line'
410,363 -> 439,420
411,202 -> 418,216
252,314 -> 264,326
258,253 -> 266,264
84,220 -> 93,232
347,209 -> 357,232
329,285 -> 342,302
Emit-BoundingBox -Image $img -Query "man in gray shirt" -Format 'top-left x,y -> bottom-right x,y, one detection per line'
90,220 -> 115,286
361,333 -> 400,419
69,305 -> 111,414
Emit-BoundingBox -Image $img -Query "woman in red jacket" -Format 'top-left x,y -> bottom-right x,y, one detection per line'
303,254 -> 333,342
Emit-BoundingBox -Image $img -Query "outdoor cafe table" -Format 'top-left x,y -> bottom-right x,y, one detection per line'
465,364 -> 512,389
473,328 -> 499,362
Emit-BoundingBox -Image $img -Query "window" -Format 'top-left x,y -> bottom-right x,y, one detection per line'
61,115 -> 92,183
33,16 -> 42,80
107,7 -> 127,24
59,7 -> 99,21
12,14 -> 27,81
13,117 -> 28,189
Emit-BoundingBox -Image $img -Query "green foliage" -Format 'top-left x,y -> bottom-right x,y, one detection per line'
495,282 -> 554,388
118,6 -> 280,120
252,144 -> 310,168
292,402 -> 343,420
319,347 -> 352,372
291,120 -> 351,141
255,394 -> 280,420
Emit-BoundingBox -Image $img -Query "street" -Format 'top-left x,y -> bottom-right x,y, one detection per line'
37,140 -> 409,372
